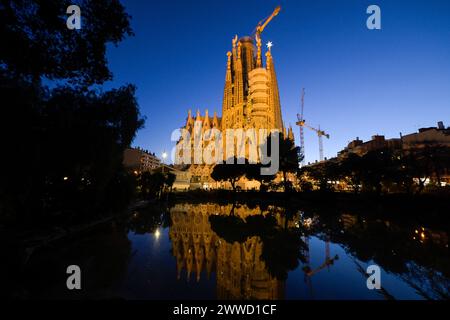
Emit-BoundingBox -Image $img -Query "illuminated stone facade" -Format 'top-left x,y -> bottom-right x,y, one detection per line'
177,34 -> 294,189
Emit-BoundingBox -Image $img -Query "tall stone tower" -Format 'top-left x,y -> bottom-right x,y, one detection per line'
177,30 -> 292,190
221,35 -> 284,132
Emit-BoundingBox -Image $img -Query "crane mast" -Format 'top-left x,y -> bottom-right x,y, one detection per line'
299,89 -> 306,166
296,92 -> 330,163
306,124 -> 330,162
315,126 -> 330,161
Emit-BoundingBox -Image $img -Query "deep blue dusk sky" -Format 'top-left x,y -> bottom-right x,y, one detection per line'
105,0 -> 450,163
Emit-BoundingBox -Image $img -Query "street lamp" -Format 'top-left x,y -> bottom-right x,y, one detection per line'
162,151 -> 167,173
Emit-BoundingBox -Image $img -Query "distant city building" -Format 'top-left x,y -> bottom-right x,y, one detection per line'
402,121 -> 450,150
302,122 -> 450,191
339,122 -> 450,158
123,147 -> 161,173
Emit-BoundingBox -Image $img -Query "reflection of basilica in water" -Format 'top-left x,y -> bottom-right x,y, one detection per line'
169,203 -> 289,300
167,202 -> 450,300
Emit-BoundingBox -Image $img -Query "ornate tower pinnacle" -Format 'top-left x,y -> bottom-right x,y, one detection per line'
288,125 -> 295,141
186,109 -> 193,128
204,109 -> 210,128
234,41 -> 244,106
222,51 -> 233,118
256,34 -> 262,68
213,111 -> 220,128
265,50 -> 283,130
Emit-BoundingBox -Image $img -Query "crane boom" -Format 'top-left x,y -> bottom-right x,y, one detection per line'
296,119 -> 330,162
255,6 -> 281,38
304,124 -> 330,139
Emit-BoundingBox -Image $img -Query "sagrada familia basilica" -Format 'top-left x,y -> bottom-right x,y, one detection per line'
176,7 -> 295,190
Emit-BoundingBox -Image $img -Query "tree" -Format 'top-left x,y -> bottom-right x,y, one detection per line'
408,145 -> 450,193
165,172 -> 176,193
138,171 -> 153,200
339,153 -> 363,194
279,135 -> 302,192
261,133 -> 303,192
298,178 -> 313,192
299,160 -> 337,192
387,151 -> 415,194
359,149 -> 394,195
0,0 -> 143,222
244,163 -> 276,192
0,0 -> 133,86
211,158 -> 247,192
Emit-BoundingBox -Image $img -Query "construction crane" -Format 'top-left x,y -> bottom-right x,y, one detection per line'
254,6 -> 282,39
296,97 -> 330,162
298,89 -> 306,167
306,124 -> 330,162
302,237 -> 339,299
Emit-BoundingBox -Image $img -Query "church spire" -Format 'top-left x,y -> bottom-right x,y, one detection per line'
234,42 -> 244,106
266,50 -> 283,131
203,109 -> 210,128
186,109 -> 193,129
288,125 -> 295,141
213,111 -> 220,128
222,51 -> 233,113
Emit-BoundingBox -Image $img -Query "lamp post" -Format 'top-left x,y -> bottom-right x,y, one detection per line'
162,151 -> 167,174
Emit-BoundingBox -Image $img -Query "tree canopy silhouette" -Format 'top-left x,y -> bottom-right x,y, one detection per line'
261,133 -> 303,192
0,0 -> 133,86
0,0 -> 144,223
211,157 -> 247,192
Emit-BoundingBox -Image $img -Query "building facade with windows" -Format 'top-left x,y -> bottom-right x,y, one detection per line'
123,148 -> 161,173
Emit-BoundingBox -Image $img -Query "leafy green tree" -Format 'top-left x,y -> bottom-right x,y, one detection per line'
165,172 -> 176,193
299,162 -> 330,191
359,149 -> 394,195
261,133 -> 303,192
408,145 -> 450,193
339,153 -> 364,194
279,135 -> 302,192
0,0 -> 143,222
244,163 -> 276,192
151,172 -> 167,199
0,0 -> 133,85
211,157 -> 247,192
298,178 -> 313,192
386,151 -> 415,194
137,172 -> 153,199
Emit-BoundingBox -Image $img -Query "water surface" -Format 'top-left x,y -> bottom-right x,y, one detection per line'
19,202 -> 450,300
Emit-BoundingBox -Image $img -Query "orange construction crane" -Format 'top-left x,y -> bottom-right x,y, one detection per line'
254,6 -> 281,39
296,119 -> 330,162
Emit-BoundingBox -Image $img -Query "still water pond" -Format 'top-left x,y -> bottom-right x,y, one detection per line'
22,202 -> 449,300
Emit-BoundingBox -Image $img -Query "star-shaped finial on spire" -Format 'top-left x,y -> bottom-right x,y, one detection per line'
266,41 -> 273,51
